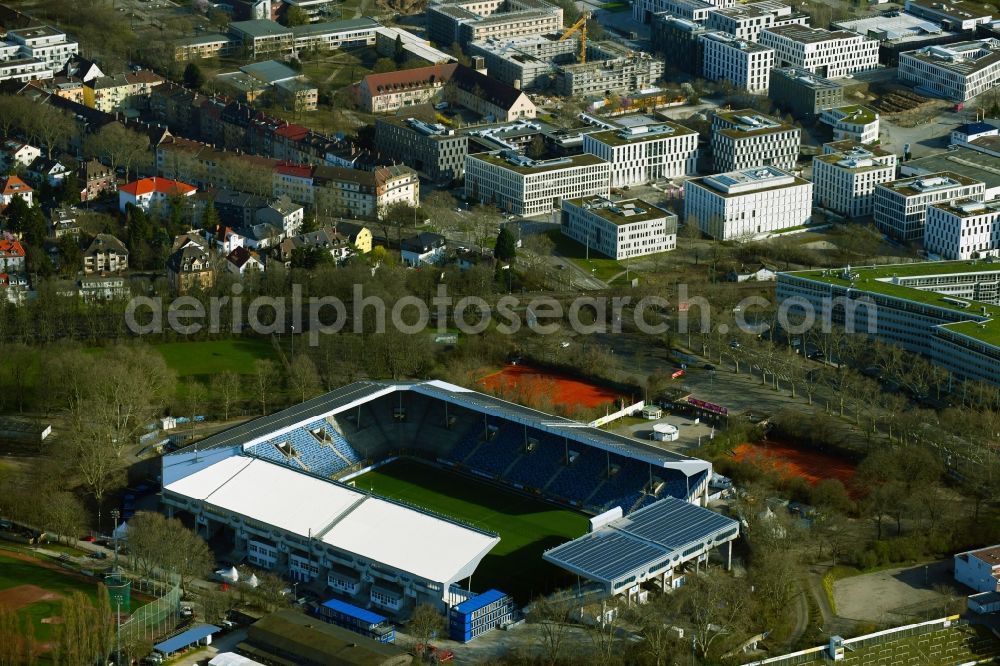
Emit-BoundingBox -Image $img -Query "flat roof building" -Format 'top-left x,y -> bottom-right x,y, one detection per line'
874,171 -> 986,241
768,66 -> 844,117
812,144 -> 897,218
711,109 -> 801,172
634,0 -> 734,23
925,198 -> 1000,259
901,144 -> 1000,199
833,12 -> 962,66
820,105 -> 880,144
759,24 -> 879,78
651,14 -> 709,75
582,117 -> 698,187
684,165 -> 812,240
700,32 -> 775,94
905,0 -> 992,31
899,38 -> 1000,101
554,41 -> 665,97
375,117 -> 468,184
464,151 -> 610,216
427,0 -> 563,46
561,195 -> 678,259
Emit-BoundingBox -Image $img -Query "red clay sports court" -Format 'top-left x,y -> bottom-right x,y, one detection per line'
733,440 -> 856,486
479,365 -> 620,410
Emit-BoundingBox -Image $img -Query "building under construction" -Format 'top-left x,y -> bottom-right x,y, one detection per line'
468,36 -> 664,96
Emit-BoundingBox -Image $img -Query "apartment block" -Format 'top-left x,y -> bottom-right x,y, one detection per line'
812,144 -> 897,218
464,151 -> 610,216
700,32 -> 775,94
758,25 -> 879,78
706,1 -> 808,42
898,39 -> 1000,102
375,117 -> 469,183
651,15 -> 709,75
925,199 -> 1000,260
5,26 -> 78,71
874,171 -> 986,241
711,109 -> 801,172
561,196 -> 677,259
229,19 -> 294,58
174,33 -> 237,61
684,166 -> 812,240
427,0 -> 563,46
583,119 -> 698,187
768,67 -> 844,117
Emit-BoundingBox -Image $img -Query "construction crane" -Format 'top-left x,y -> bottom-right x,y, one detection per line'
558,12 -> 591,64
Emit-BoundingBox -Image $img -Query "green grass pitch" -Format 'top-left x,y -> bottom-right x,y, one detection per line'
353,459 -> 590,603
0,551 -> 101,643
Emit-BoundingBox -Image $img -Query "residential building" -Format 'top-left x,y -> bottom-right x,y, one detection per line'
581,118 -> 698,187
167,244 -> 215,293
282,0 -> 340,24
464,151 -> 611,216
955,545 -> 1000,593
213,190 -> 270,228
874,171 -> 985,241
0,57 -> 51,83
77,275 -> 129,302
711,109 -> 800,172
561,195 -> 677,259
83,70 -> 165,113
905,0 -> 992,31
651,15 -> 709,75
313,164 -> 419,219
812,144 -> 897,218
427,0 -> 563,47
358,63 -> 536,121
400,232 -> 446,267
79,159 -> 114,202
82,233 -> 129,274
375,117 -> 469,184
0,238 -> 25,272
119,177 -> 197,213
173,33 -> 237,62
706,1 -> 810,41
62,55 -> 104,83
255,195 -> 304,235
0,138 -> 39,171
776,262 -> 1000,385
554,42 -> 665,97
291,18 -> 380,52
204,224 -> 246,254
820,105 -> 880,144
27,157 -> 68,186
758,25 -> 879,78
337,221 -> 372,253
225,246 -> 264,276
768,67 -> 844,118
925,199 -> 1000,259
50,207 -> 80,239
684,166 -> 812,240
5,25 -> 78,71
700,32 -> 775,94
898,39 -> 1000,102
228,19 -> 295,59
0,175 -> 32,208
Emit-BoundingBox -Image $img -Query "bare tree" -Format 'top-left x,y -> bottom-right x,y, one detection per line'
287,354 -> 321,403
254,359 -> 280,415
527,596 -> 575,666
408,604 -> 446,661
211,371 -> 241,421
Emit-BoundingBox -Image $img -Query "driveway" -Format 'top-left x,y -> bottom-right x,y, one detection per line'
833,560 -> 959,624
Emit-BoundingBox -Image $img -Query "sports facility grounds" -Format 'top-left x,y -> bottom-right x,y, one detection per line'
480,364 -> 621,410
353,459 -> 590,602
733,440 -> 856,486
0,550 -> 100,643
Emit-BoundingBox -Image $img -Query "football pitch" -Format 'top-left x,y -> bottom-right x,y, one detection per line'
353,459 -> 589,602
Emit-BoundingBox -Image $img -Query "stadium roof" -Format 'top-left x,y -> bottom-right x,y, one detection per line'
163,456 -> 499,585
178,380 -> 709,473
155,624 -> 220,654
543,497 -> 739,589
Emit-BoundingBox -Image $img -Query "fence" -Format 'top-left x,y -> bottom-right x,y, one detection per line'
588,400 -> 644,428
118,572 -> 183,645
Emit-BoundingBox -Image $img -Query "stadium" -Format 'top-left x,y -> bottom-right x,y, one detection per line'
161,380 -> 738,637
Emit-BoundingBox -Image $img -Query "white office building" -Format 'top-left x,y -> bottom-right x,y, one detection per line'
684,166 -> 812,240
758,25 -> 878,78
874,171 -> 986,242
820,105 -> 880,144
706,1 -> 808,41
561,196 -> 677,259
582,120 -> 698,188
701,32 -> 775,94
812,144 -> 897,218
634,0 -> 734,22
5,26 -> 78,71
898,39 -> 1000,102
925,199 -> 1000,260
464,151 -> 610,216
711,109 -> 801,172
777,262 -> 1000,386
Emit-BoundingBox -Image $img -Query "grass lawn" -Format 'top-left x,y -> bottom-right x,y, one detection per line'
544,229 -> 624,283
353,459 -> 589,602
0,551 -> 101,643
153,338 -> 277,380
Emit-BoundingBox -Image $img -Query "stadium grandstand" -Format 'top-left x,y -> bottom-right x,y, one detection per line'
161,380 -> 728,624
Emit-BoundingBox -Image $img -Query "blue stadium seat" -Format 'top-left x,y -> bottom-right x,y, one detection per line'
464,424 -> 523,476
546,447 -> 607,503
310,421 -> 363,465
442,422 -> 485,464
504,435 -> 565,490
589,456 -> 649,512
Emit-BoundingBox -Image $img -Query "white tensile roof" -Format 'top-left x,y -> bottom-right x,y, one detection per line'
164,457 -> 499,585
